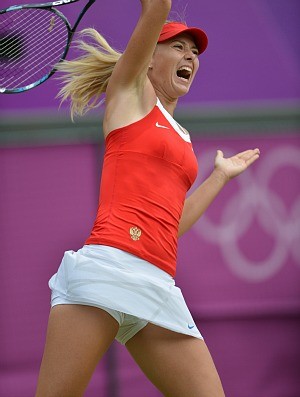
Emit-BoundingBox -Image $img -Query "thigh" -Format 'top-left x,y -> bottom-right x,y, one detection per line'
126,323 -> 225,397
35,304 -> 119,397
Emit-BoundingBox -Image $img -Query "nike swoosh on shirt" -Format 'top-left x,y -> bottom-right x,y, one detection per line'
156,122 -> 170,129
188,324 -> 195,329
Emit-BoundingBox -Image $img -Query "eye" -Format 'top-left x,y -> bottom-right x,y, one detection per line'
192,49 -> 199,56
173,43 -> 184,50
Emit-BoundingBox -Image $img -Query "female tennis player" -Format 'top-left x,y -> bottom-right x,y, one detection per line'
35,1 -> 259,396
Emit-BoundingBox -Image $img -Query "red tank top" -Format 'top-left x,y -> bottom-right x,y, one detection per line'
85,99 -> 198,276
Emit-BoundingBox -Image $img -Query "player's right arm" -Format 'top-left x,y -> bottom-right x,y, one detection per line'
103,1 -> 171,136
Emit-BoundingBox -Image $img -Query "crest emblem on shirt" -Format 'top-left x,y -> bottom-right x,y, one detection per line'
130,226 -> 142,241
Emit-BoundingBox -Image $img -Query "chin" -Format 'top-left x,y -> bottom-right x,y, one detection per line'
172,79 -> 192,97
177,85 -> 191,97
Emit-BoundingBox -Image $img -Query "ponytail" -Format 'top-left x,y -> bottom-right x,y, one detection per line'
56,28 -> 122,119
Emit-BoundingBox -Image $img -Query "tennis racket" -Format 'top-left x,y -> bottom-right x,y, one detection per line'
0,0 -> 95,94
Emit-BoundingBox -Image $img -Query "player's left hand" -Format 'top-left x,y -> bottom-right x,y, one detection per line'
214,148 -> 260,181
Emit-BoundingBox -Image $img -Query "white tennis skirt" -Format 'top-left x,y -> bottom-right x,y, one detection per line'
49,245 -> 203,342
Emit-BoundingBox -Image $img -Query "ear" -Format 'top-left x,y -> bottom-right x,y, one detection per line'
148,55 -> 154,69
149,47 -> 158,70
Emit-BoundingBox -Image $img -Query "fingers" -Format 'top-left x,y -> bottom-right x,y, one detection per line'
216,148 -> 260,168
237,148 -> 260,160
245,151 -> 260,167
236,149 -> 260,166
219,148 -> 260,160
236,149 -> 260,168
217,148 -> 260,171
216,149 -> 224,158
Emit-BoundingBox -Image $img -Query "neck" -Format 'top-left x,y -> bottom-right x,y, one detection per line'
156,94 -> 178,116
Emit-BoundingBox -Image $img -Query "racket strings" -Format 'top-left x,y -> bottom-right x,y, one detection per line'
0,8 -> 69,89
2,10 -> 60,64
3,16 -> 67,85
2,15 -> 61,79
1,9 -> 67,73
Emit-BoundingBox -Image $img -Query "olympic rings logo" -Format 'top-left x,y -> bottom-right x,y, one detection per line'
191,145 -> 300,282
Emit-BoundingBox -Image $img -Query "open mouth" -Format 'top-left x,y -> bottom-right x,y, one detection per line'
176,66 -> 192,81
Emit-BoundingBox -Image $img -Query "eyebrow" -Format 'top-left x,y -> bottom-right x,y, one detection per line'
171,39 -> 198,51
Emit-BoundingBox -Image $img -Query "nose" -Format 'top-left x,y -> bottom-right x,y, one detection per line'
184,49 -> 197,61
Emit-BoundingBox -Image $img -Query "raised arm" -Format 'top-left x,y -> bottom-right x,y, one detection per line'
178,148 -> 260,237
104,0 -> 171,135
107,0 -> 171,92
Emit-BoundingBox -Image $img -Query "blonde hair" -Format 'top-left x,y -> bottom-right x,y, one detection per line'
56,28 -> 122,119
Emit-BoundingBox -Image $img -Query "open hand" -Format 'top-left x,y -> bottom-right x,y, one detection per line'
214,148 -> 260,181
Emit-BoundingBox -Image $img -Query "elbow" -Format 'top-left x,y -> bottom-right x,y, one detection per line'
150,0 -> 171,6
160,0 -> 172,8
177,222 -> 186,238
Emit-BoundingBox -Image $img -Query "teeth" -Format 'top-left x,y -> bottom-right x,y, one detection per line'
176,66 -> 192,81
178,66 -> 192,73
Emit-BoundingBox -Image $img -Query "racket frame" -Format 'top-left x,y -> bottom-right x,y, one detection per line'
0,0 -> 95,93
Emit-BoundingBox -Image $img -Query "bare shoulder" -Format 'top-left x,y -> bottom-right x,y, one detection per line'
103,79 -> 157,138
101,0 -> 172,138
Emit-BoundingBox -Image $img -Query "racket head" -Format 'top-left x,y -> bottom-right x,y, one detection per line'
0,6 -> 72,93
